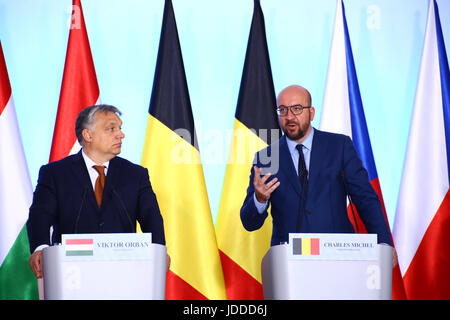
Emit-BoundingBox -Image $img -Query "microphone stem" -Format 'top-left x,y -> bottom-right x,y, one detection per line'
340,171 -> 359,233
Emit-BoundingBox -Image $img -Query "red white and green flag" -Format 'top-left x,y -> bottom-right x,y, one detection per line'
65,238 -> 94,256
0,40 -> 38,299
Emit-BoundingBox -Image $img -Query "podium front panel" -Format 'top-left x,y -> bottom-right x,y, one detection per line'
42,233 -> 166,300
262,240 -> 393,300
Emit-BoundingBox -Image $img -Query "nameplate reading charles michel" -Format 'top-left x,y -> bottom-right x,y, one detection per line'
288,233 -> 378,261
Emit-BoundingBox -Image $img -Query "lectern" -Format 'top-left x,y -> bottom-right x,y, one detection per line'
41,233 -> 166,300
261,233 -> 393,300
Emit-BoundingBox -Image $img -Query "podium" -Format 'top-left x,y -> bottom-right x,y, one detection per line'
41,233 -> 166,300
261,233 -> 393,300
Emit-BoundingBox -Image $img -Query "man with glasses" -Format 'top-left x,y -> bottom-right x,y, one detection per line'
240,85 -> 392,247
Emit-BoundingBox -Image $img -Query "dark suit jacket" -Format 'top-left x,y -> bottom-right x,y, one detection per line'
27,150 -> 165,253
240,129 -> 392,246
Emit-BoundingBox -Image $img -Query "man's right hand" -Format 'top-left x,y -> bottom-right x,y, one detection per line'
253,166 -> 280,203
29,250 -> 43,279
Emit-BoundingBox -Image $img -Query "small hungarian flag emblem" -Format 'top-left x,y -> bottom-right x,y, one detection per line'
65,238 -> 94,256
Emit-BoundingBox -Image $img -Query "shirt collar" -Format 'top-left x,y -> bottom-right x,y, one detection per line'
81,149 -> 109,170
286,126 -> 315,154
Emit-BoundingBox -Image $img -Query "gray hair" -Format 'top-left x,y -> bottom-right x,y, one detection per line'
75,104 -> 122,144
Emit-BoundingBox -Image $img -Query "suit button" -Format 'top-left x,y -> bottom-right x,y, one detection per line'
306,210 -> 311,215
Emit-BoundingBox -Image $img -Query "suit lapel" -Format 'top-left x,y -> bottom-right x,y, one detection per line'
278,129 -> 328,199
103,156 -> 121,198
307,129 -> 327,200
279,136 -> 301,196
71,151 -> 93,190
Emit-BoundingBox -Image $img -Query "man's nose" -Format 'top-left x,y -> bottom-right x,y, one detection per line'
285,107 -> 296,119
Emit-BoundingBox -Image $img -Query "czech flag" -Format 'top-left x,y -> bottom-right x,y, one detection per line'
319,0 -> 406,299
393,0 -> 450,299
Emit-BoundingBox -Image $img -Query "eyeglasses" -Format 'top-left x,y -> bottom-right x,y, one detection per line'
276,105 -> 311,117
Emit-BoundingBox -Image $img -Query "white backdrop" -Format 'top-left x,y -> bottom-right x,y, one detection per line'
1,0 -> 449,229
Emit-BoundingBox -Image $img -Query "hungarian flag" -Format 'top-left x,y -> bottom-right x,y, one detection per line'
0,41 -> 38,299
215,0 -> 280,299
319,0 -> 406,299
141,0 -> 226,300
393,0 -> 450,299
49,0 -> 100,163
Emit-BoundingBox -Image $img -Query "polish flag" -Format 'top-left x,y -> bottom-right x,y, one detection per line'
49,0 -> 100,162
393,0 -> 450,299
319,0 -> 406,299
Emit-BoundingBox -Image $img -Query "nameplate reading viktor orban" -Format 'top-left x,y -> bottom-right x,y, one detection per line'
61,233 -> 153,261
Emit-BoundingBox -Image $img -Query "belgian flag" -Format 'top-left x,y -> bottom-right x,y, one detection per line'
141,0 -> 226,299
215,0 -> 281,299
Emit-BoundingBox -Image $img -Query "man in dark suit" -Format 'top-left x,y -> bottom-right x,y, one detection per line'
240,85 -> 392,246
27,105 -> 166,278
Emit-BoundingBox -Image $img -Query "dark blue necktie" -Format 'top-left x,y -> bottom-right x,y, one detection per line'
296,144 -> 308,231
296,144 -> 308,191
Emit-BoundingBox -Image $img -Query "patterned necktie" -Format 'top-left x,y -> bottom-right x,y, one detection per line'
93,165 -> 106,208
296,144 -> 308,232
296,144 -> 308,191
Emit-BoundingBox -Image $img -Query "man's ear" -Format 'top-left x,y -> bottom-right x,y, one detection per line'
82,128 -> 92,143
310,106 -> 316,121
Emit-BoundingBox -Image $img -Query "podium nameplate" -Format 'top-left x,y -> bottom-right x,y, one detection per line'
288,233 -> 377,261
62,233 -> 153,261
42,233 -> 166,299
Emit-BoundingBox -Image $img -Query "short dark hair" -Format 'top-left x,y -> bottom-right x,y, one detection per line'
75,104 -> 122,144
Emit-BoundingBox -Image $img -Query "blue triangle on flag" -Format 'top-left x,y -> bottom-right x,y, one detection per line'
434,0 -> 450,181
340,1 -> 378,181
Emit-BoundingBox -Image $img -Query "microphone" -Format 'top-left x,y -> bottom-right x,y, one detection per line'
111,187 -> 134,232
339,170 -> 359,233
74,185 -> 89,234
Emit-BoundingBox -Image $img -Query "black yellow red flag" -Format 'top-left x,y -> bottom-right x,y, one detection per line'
141,0 -> 226,300
215,0 -> 281,299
